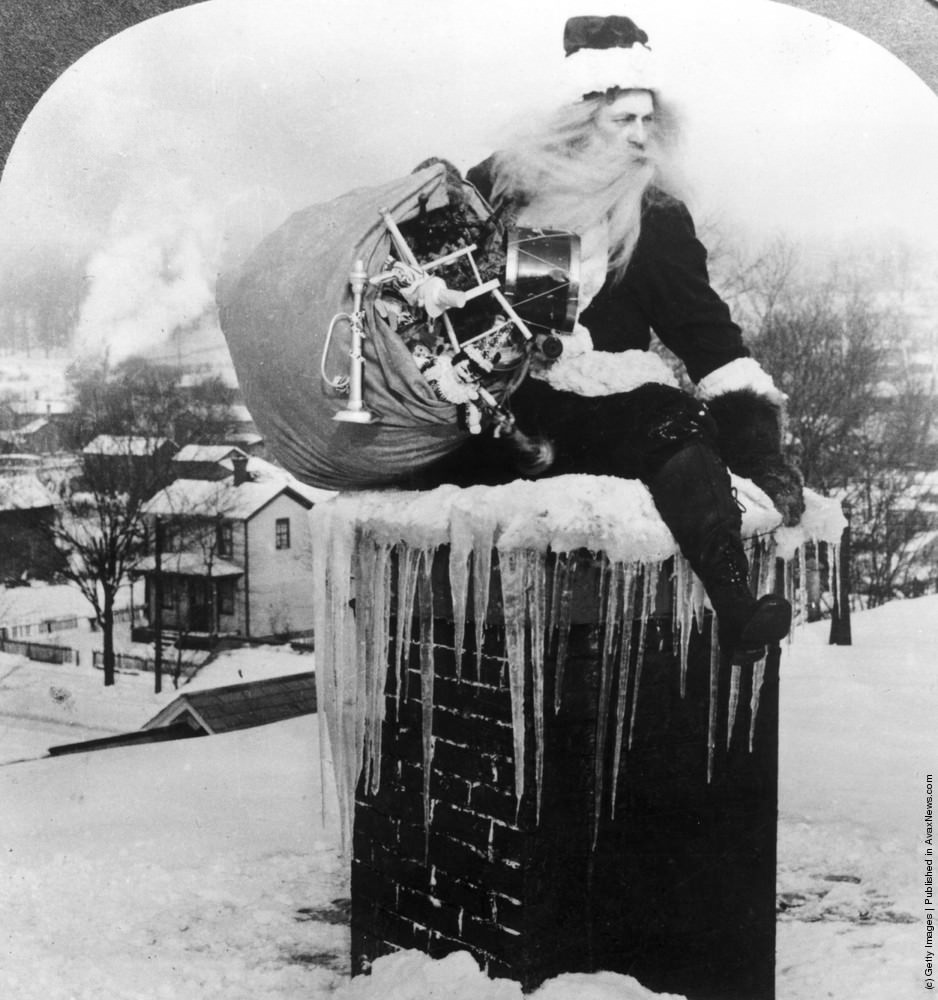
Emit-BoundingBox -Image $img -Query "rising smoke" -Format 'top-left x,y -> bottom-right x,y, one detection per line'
72,178 -> 221,364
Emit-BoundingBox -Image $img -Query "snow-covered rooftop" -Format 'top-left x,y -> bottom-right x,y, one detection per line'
0,582 -> 110,626
219,455 -> 338,504
172,444 -> 247,464
134,552 -> 244,577
82,434 -> 175,457
0,473 -> 57,512
143,477 -> 307,521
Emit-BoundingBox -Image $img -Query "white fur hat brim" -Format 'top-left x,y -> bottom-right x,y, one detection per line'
560,43 -> 660,104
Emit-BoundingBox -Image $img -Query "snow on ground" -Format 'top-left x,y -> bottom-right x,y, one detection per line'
184,642 -> 315,692
0,596 -> 934,998
0,636 -> 317,765
0,716 -> 346,1000
0,652 -> 173,762
775,597 -> 935,1000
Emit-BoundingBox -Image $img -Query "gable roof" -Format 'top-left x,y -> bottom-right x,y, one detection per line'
143,476 -> 313,521
172,444 -> 247,464
0,473 -> 57,512
11,417 -> 51,436
83,435 -> 175,457
142,671 -> 316,734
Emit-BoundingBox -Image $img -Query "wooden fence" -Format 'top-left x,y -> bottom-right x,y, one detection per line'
0,637 -> 78,665
92,650 -> 200,679
2,616 -> 81,639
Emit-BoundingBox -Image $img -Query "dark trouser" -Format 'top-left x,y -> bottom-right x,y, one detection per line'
405,378 -> 789,660
406,380 -> 719,488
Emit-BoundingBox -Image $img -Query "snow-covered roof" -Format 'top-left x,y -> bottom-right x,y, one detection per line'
228,404 -> 254,423
134,552 -> 244,577
172,444 -> 247,464
9,400 -> 72,417
12,418 -> 51,436
225,431 -> 264,446
218,455 -> 338,504
142,672 -> 315,734
143,477 -> 312,521
0,474 -> 57,512
0,582 -> 101,626
0,454 -> 42,471
83,435 -> 175,457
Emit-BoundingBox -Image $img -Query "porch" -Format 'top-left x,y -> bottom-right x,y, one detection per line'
134,552 -> 244,640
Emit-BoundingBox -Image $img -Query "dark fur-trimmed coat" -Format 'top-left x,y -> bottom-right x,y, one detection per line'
463,156 -> 805,525
465,156 -> 750,385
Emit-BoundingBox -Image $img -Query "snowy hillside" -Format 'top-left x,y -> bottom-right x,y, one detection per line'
0,596 -> 934,999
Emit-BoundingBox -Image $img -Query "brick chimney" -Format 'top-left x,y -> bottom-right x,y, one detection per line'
231,454 -> 250,486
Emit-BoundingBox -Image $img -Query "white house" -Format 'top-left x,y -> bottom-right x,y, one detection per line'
136,458 -> 334,642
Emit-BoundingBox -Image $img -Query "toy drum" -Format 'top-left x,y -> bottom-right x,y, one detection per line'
504,228 -> 580,334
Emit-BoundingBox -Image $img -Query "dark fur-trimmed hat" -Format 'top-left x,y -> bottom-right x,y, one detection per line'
561,14 -> 658,101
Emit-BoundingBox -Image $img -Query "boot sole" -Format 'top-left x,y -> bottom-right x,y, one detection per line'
738,595 -> 793,646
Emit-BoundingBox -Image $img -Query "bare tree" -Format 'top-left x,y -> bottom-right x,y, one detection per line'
48,356 -> 243,685
707,225 -> 938,609
51,438 -> 173,685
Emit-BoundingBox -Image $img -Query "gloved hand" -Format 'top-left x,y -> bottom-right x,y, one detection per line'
706,388 -> 805,527
749,457 -> 805,527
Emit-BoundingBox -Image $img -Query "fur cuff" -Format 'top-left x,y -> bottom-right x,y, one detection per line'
696,358 -> 786,407
533,348 -> 679,396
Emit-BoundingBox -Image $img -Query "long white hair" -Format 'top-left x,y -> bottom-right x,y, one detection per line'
490,89 -> 684,280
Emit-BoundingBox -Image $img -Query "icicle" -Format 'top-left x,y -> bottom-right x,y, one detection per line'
757,537 -> 776,598
311,506 -> 339,835
783,544 -> 795,626
449,514 -> 473,679
356,535 -> 379,792
707,624 -> 720,784
529,550 -> 548,823
610,564 -> 637,814
672,555 -> 697,697
749,657 -> 767,752
829,540 -> 840,616
471,521 -> 495,676
363,542 -> 393,794
550,550 -> 578,713
591,558 -> 620,846
627,562 -> 660,750
497,548 -> 529,818
726,661 -> 741,751
319,511 -> 359,852
547,551 -> 564,709
395,545 -> 421,705
417,548 -> 437,830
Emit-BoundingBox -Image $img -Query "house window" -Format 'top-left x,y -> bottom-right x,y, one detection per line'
160,580 -> 175,611
218,579 -> 236,616
275,517 -> 291,550
216,521 -> 233,557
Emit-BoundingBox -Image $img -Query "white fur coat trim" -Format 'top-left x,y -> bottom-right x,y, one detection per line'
696,358 -> 787,407
534,348 -> 679,396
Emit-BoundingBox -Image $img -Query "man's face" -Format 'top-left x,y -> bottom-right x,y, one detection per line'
595,90 -> 656,162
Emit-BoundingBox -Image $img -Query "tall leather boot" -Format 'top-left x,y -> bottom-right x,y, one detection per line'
647,442 -> 792,664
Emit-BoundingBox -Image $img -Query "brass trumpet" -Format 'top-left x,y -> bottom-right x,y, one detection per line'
322,259 -> 375,424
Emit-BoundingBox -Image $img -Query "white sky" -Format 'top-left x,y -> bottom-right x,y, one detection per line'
0,0 -> 936,358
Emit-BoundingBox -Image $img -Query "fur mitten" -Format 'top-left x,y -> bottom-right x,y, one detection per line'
707,389 -> 805,527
